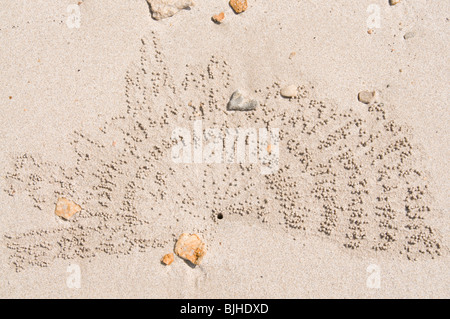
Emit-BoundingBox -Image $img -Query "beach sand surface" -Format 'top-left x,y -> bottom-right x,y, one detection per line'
0,0 -> 448,298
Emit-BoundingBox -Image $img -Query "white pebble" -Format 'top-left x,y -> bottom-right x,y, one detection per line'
146,0 -> 194,20
280,85 -> 298,98
358,90 -> 378,104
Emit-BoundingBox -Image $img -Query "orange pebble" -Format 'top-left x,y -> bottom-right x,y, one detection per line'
174,233 -> 206,265
161,253 -> 174,266
230,0 -> 248,14
212,12 -> 225,23
55,197 -> 82,220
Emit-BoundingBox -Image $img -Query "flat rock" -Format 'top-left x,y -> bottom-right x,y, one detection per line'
174,233 -> 206,265
146,0 -> 194,20
230,0 -> 248,14
358,90 -> 378,104
227,90 -> 258,111
55,197 -> 81,220
280,85 -> 298,98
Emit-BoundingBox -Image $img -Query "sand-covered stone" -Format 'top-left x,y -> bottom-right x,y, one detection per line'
147,0 -> 194,20
174,233 -> 206,265
55,197 -> 81,220
230,0 -> 248,14
227,90 -> 258,111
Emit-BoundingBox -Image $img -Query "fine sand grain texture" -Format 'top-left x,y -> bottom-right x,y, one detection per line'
0,0 -> 448,298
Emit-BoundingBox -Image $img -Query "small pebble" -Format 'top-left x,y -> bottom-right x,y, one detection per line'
280,85 -> 298,98
358,90 -> 378,104
227,90 -> 258,111
146,0 -> 194,20
212,12 -> 225,24
404,31 -> 415,40
229,0 -> 248,14
55,197 -> 81,220
161,253 -> 174,265
174,233 -> 206,265
389,0 -> 400,5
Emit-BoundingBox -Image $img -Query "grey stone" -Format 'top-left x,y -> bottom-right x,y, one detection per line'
227,90 -> 259,111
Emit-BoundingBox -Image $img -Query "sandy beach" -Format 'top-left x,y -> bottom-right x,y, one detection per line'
0,0 -> 448,298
